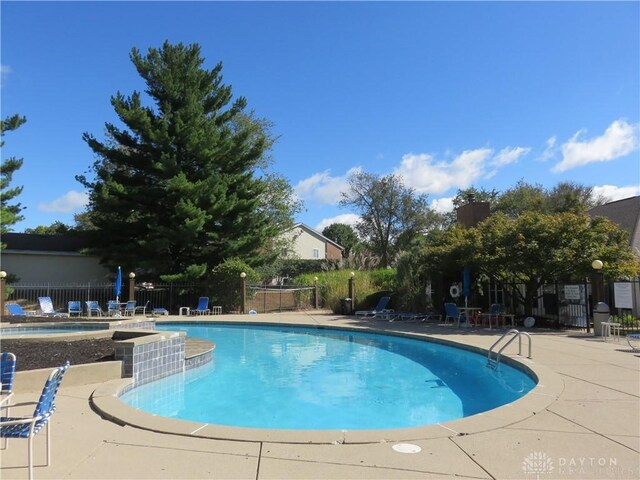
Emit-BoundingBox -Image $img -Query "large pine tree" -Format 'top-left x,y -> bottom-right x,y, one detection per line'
1,114 -> 27,242
79,41 -> 293,280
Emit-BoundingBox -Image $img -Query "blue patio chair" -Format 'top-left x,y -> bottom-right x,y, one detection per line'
123,301 -> 137,316
107,300 -> 120,317
477,303 -> 501,329
5,304 -> 36,317
85,301 -> 103,317
1,352 -> 17,449
1,352 -> 16,406
192,297 -> 210,315
37,297 -> 69,317
444,303 -> 464,327
627,333 -> 640,352
0,361 -> 70,480
134,300 -> 150,316
478,304 -> 514,329
67,301 -> 82,317
354,296 -> 391,317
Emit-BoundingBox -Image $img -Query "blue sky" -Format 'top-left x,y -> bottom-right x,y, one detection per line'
2,1 -> 639,233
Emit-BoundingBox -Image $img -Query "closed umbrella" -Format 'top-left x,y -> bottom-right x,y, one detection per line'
462,266 -> 471,307
115,266 -> 123,303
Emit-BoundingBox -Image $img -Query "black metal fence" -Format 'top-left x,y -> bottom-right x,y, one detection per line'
491,278 -> 640,334
5,281 -> 206,315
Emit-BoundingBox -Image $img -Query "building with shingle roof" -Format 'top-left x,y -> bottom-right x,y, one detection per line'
589,195 -> 640,256
1,233 -> 109,283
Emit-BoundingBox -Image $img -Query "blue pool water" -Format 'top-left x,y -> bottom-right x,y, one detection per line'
0,325 -> 105,337
121,324 -> 536,430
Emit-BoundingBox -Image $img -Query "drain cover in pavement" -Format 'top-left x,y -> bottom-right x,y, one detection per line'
392,443 -> 422,453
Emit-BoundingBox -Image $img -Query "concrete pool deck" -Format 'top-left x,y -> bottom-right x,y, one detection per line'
1,311 -> 639,479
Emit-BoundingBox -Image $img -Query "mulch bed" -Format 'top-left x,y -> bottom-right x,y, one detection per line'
2,338 -> 116,372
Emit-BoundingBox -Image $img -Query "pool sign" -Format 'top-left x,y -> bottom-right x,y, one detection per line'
564,285 -> 581,300
613,282 -> 633,309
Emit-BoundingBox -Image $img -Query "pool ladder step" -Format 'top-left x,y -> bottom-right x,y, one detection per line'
487,329 -> 532,369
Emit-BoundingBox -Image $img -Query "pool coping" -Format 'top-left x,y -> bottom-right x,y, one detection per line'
90,320 -> 563,445
0,318 -> 155,340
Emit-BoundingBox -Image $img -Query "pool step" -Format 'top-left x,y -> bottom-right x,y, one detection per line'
184,337 -> 215,370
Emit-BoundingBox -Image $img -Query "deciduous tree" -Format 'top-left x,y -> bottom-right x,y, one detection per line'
322,223 -> 359,258
467,212 -> 638,316
340,171 -> 433,268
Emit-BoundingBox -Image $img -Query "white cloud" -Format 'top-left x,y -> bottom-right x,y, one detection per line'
394,148 -> 492,194
38,191 -> 88,213
592,185 -> 640,203
315,213 -> 361,231
491,146 -> 531,166
1,65 -> 12,85
552,119 -> 639,173
294,167 -> 360,205
537,136 -> 558,162
430,197 -> 455,214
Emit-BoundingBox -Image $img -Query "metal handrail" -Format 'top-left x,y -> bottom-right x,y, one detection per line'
487,329 -> 532,368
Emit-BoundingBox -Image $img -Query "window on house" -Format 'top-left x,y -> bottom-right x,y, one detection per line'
313,248 -> 319,259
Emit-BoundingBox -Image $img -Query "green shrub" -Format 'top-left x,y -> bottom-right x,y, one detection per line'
610,313 -> 639,328
208,258 -> 259,313
369,268 -> 397,290
294,269 -> 396,313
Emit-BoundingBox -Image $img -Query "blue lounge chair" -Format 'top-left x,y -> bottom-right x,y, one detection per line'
390,311 -> 442,323
192,297 -> 210,315
67,301 -> 82,317
85,301 -> 103,317
5,304 -> 36,317
355,296 -> 392,317
37,297 -> 69,317
0,361 -> 70,480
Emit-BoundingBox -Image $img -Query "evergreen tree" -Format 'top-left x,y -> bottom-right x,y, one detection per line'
1,114 -> 27,243
78,41 -> 296,280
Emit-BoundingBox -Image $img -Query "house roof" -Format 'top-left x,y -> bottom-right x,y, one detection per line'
289,223 -> 344,250
589,195 -> 640,252
2,232 -> 88,253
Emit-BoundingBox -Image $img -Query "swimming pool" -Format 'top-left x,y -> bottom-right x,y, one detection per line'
121,324 -> 536,430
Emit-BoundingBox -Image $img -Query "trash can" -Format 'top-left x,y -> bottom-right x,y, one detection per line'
341,298 -> 353,315
593,302 -> 610,336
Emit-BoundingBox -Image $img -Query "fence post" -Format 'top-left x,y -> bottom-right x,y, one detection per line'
314,276 -> 319,309
240,272 -> 247,314
128,272 -> 136,302
348,271 -> 355,312
555,281 -> 560,329
0,271 -> 6,318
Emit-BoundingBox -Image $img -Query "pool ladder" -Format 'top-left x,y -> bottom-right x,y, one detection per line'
487,329 -> 532,369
